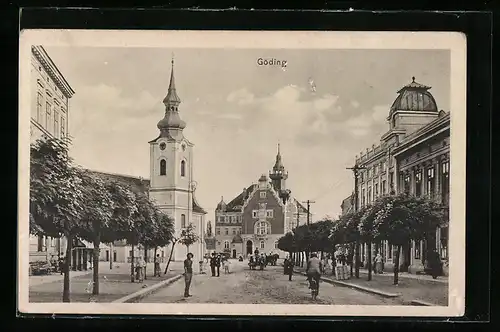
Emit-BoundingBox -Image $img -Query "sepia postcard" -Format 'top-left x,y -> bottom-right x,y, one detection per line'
18,30 -> 466,317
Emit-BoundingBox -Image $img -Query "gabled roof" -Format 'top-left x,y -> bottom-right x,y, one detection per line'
224,184 -> 258,212
89,170 -> 150,194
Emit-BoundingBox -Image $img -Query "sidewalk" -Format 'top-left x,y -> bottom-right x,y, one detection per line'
29,261 -> 184,303
294,266 -> 448,306
358,268 -> 448,284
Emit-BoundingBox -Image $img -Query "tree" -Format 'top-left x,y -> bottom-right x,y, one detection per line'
372,194 -> 444,285
179,223 -> 200,254
30,137 -> 85,302
150,212 -> 175,276
76,170 -> 114,295
277,232 -> 295,257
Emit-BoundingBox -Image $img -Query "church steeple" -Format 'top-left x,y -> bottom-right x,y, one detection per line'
157,56 -> 186,136
273,143 -> 285,172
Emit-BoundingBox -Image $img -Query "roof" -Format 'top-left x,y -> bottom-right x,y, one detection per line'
88,169 -> 206,214
32,46 -> 75,98
90,170 -> 150,193
224,184 -> 258,212
389,77 -> 438,117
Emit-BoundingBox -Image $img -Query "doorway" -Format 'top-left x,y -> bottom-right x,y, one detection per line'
246,240 -> 253,255
105,250 -> 110,262
113,251 -> 117,262
232,249 -> 237,259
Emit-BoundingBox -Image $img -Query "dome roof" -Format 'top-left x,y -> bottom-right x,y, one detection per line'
389,77 -> 438,117
157,111 -> 186,130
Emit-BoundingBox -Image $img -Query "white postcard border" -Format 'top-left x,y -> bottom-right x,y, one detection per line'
18,30 -> 466,317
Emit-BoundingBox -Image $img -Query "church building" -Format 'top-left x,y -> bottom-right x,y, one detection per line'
147,58 -> 207,262
214,145 -> 310,259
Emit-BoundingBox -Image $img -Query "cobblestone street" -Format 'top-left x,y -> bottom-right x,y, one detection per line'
140,260 -> 400,305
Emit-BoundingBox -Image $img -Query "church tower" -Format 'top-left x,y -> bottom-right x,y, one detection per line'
148,57 -> 204,261
269,143 -> 291,204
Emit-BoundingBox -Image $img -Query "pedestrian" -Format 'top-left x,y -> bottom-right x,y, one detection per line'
428,249 -> 442,279
210,252 -> 217,277
375,252 -> 384,274
216,253 -> 221,277
154,254 -> 161,277
224,258 -> 230,274
183,253 -> 194,297
137,256 -> 146,282
285,256 -> 294,281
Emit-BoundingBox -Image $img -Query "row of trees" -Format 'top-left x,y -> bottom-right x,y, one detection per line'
277,194 -> 446,284
30,137 -> 199,302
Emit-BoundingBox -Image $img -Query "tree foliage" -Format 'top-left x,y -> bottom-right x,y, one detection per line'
179,223 -> 200,250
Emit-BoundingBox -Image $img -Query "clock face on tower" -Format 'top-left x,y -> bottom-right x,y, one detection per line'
159,142 -> 166,150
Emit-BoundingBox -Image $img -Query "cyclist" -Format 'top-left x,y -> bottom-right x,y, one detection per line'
306,252 -> 323,296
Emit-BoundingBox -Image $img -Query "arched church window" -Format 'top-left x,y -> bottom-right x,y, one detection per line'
180,160 -> 186,177
181,214 -> 186,228
160,159 -> 167,176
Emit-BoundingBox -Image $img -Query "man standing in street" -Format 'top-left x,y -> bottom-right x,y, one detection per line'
215,253 -> 221,277
210,252 -> 217,277
184,253 -> 194,297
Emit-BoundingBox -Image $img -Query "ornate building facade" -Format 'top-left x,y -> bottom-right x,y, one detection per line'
29,45 -> 76,264
353,77 -> 450,276
214,146 -> 310,258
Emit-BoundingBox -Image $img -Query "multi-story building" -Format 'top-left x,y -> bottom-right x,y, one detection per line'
215,146 -> 310,258
29,45 -> 75,264
352,77 -> 450,275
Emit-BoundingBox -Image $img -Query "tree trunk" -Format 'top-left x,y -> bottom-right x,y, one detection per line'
367,240 -> 372,281
349,243 -> 354,277
164,240 -> 177,274
130,244 -> 135,283
92,232 -> 101,295
355,240 -> 360,278
144,247 -> 148,280
393,244 -> 401,285
109,242 -> 113,270
154,247 -> 158,276
62,234 -> 72,303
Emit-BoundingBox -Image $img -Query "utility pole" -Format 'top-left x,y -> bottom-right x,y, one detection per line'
347,164 -> 366,278
302,200 -> 316,225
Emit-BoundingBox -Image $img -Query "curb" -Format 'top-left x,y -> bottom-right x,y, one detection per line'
410,299 -> 436,306
294,270 -> 401,298
358,270 -> 449,284
112,274 -> 183,303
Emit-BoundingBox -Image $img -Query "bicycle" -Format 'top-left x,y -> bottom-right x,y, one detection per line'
309,278 -> 319,300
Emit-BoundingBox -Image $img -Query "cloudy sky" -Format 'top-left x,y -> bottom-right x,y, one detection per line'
43,46 -> 450,220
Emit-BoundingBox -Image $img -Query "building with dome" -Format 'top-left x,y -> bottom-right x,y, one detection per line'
214,145 -> 310,259
352,77 -> 450,276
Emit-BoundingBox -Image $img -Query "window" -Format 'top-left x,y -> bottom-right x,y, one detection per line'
180,160 -> 186,177
224,241 -> 230,249
255,221 -> 270,235
60,116 -> 65,138
404,173 -> 411,193
181,214 -> 186,228
382,161 -> 387,172
361,189 -> 366,206
441,161 -> 450,206
252,210 -> 258,218
368,187 -> 372,203
37,235 -> 44,252
415,170 -> 422,197
275,242 -> 278,249
382,180 -> 387,194
360,172 -> 364,182
266,210 -> 273,218
260,241 -> 265,249
160,159 -> 167,176
216,227 -> 220,235
426,167 -> 435,198
414,240 -> 421,259
375,183 -> 379,199
54,111 -> 59,137
232,216 -> 237,224
219,216 -> 225,222
225,228 -> 229,235
129,250 -> 133,256
232,228 -> 236,235
36,92 -> 43,122
389,172 -> 394,189
45,102 -> 51,129
260,191 -> 266,199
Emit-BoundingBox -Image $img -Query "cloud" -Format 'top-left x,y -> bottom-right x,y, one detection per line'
226,88 -> 255,105
350,100 -> 360,108
342,104 -> 389,137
